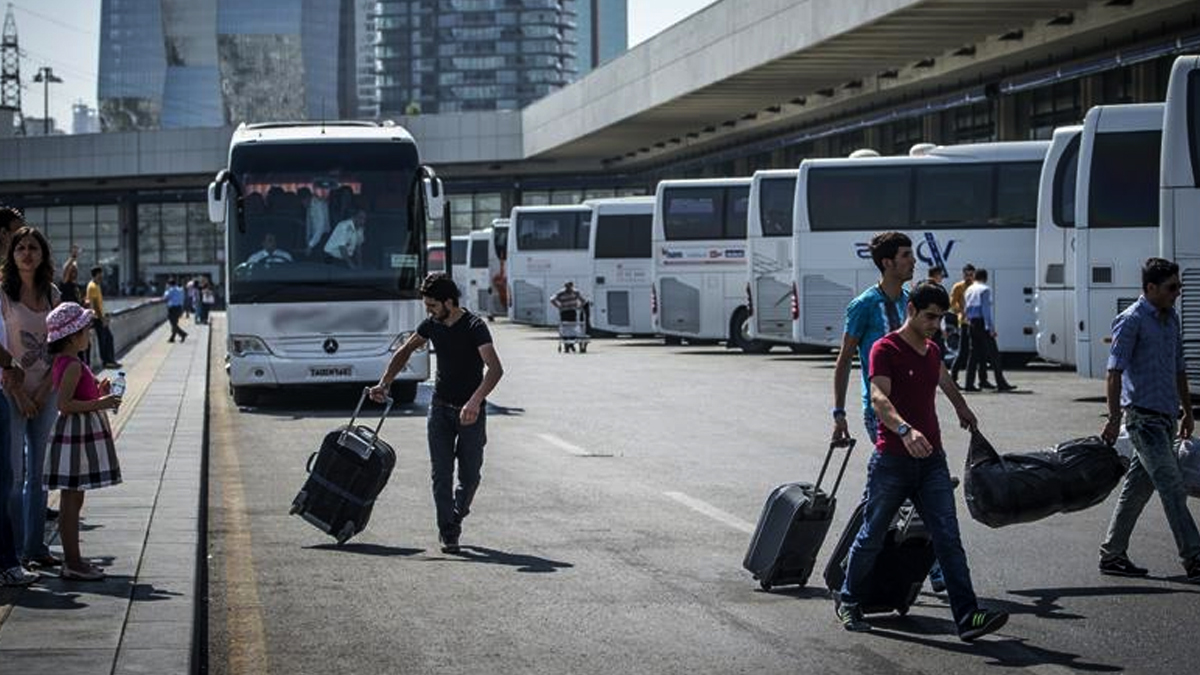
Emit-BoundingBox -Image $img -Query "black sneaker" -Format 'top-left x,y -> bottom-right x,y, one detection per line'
1185,557 -> 1200,583
958,609 -> 1008,642
1099,555 -> 1149,577
979,382 -> 996,390
440,535 -> 460,554
834,599 -> 872,632
996,384 -> 1017,392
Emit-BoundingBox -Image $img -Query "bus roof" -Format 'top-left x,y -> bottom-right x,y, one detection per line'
583,196 -> 655,211
510,204 -> 592,215
469,229 -> 492,239
490,218 -> 510,228
751,169 -> 799,181
1084,103 -> 1164,132
656,177 -> 752,190
801,140 -> 1049,170
230,120 -> 417,146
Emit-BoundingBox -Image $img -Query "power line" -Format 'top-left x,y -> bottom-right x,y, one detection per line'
10,2 -> 96,37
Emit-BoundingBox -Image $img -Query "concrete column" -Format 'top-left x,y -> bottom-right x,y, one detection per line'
996,95 -> 1018,141
120,200 -> 137,291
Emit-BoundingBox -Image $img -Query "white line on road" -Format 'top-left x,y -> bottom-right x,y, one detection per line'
664,491 -> 755,534
538,432 -> 596,456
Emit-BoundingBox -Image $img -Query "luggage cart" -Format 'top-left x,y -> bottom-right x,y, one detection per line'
557,309 -> 589,353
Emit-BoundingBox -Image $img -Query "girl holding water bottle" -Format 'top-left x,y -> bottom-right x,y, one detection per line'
43,302 -> 122,581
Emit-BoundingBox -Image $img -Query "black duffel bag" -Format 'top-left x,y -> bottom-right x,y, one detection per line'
964,432 -> 1125,528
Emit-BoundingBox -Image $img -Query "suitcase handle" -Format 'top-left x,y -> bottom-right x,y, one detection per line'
814,438 -> 856,498
306,452 -> 317,474
341,387 -> 394,451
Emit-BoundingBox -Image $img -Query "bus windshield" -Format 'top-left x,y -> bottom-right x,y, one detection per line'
228,142 -> 423,303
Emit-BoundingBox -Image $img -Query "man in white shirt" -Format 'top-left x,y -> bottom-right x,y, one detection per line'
246,233 -> 294,265
300,188 -> 330,257
324,209 -> 368,269
962,268 -> 1014,392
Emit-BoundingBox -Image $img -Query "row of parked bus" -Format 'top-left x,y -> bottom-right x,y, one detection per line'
434,55 -> 1199,393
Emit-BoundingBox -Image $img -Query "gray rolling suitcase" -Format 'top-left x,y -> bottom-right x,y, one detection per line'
822,501 -> 936,615
290,388 -> 396,545
743,439 -> 855,591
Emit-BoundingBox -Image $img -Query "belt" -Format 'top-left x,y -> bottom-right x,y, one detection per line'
1126,405 -> 1175,419
431,397 -> 463,410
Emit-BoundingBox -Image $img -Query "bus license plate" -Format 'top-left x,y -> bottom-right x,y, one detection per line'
310,365 -> 352,378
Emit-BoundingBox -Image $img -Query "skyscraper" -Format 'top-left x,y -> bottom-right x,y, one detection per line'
99,0 -> 348,131
375,0 -> 578,116
575,0 -> 627,75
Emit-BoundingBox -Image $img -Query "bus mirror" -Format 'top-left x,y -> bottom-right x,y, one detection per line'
207,180 -> 227,224
424,177 -> 446,222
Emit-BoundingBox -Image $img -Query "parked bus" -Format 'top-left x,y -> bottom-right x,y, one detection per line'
651,178 -> 767,351
465,228 -> 494,317
207,120 -> 444,406
489,217 -> 510,318
793,141 -> 1048,356
1160,55 -> 1200,392
1034,125 -> 1082,367
507,204 -> 593,326
450,234 -> 469,302
1072,104 -> 1163,379
426,242 -> 446,272
746,169 -> 799,346
586,196 -> 655,335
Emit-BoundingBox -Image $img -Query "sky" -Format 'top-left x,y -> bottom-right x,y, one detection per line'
8,0 -> 717,134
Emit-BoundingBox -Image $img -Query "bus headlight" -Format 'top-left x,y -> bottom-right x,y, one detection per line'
229,335 -> 272,357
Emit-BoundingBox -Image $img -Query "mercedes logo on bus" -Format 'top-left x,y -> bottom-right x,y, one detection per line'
322,338 -> 339,354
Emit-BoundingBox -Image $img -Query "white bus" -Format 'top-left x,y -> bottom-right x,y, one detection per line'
507,204 -> 593,326
1160,55 -> 1200,392
426,242 -> 446,272
586,196 -> 655,335
207,120 -> 444,406
793,142 -> 1048,355
1034,125 -> 1082,366
652,178 -> 766,351
488,218 -> 510,318
450,234 -> 470,303
464,228 -> 494,317
1073,104 -> 1164,379
746,169 -> 799,346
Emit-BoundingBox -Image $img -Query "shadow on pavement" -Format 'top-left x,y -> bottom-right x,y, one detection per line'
307,543 -> 425,557
443,545 -> 573,573
7,576 -> 181,611
755,585 -> 831,600
997,584 -> 1200,619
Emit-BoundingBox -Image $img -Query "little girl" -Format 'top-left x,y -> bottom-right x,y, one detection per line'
43,302 -> 122,581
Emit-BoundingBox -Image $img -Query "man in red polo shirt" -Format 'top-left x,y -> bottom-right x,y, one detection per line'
834,281 -> 1009,642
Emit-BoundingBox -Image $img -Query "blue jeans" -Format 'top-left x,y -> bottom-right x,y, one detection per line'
0,392 -> 20,569
7,395 -> 58,559
1100,407 -> 1200,566
427,402 -> 487,539
841,451 -> 977,625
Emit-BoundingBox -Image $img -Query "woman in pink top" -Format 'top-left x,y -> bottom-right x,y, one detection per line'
44,302 -> 122,581
0,226 -> 60,568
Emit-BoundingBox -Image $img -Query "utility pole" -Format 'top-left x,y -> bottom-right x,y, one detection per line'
32,66 -> 62,135
1,5 -> 24,136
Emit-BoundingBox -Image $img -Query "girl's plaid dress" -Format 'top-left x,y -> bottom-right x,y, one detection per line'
44,355 -> 120,490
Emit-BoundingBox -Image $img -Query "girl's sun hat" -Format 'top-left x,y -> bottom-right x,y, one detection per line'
46,302 -> 96,343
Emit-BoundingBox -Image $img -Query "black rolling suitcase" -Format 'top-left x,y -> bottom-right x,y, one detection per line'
290,388 -> 396,545
822,501 -> 936,615
743,439 -> 855,591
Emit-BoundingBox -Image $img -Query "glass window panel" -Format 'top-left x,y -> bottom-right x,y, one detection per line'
725,186 -> 749,239
188,203 -> 217,263
1053,136 -> 1081,228
913,165 -> 994,228
995,162 -> 1041,227
162,203 -> 188,263
1089,131 -> 1161,229
550,190 -> 581,205
96,205 -> 120,270
522,191 -> 550,206
138,203 -> 161,265
664,188 -> 724,241
759,177 -> 796,237
515,211 -> 587,250
807,167 -> 912,232
594,214 -> 652,259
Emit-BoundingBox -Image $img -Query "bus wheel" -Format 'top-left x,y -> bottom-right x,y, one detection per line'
390,380 -> 419,405
731,308 -> 771,354
663,334 -> 683,346
231,386 -> 259,407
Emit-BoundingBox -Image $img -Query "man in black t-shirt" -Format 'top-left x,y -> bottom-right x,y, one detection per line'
370,273 -> 504,553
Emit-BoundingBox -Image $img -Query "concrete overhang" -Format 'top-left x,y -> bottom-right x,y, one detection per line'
523,0 -> 1200,168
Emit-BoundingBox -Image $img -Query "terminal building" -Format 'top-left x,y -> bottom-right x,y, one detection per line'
1,0 -> 1197,293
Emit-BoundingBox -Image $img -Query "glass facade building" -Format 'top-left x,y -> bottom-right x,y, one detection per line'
99,0 -> 347,131
375,0 -> 578,116
575,0 -> 627,75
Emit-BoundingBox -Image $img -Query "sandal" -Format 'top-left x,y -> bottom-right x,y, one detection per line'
60,564 -> 105,581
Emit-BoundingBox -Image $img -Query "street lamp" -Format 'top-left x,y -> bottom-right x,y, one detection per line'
32,66 -> 63,135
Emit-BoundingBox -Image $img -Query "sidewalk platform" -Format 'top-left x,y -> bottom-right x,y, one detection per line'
0,319 -> 209,674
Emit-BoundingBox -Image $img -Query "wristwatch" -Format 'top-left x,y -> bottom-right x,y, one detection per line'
896,423 -> 912,438
832,407 -> 846,420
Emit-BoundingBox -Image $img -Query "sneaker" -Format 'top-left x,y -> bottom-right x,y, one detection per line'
0,565 -> 38,587
962,385 -> 981,392
440,535 -> 461,554
834,599 -> 872,632
1099,555 -> 1149,577
979,382 -> 996,390
1185,557 -> 1200,583
958,609 -> 1008,642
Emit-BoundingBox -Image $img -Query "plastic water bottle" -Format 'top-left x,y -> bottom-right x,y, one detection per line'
111,370 -> 126,413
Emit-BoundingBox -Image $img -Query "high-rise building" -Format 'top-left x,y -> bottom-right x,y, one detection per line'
98,0 -> 349,131
354,0 -> 378,118
575,0 -> 627,75
375,0 -> 578,116
72,102 -> 101,134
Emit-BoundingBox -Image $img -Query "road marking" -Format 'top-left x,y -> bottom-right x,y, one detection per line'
664,491 -> 755,534
538,432 -> 611,457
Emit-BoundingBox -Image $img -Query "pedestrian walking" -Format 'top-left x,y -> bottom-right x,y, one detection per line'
185,279 -> 198,320
550,281 -> 587,352
1098,257 -> 1199,582
1,226 -> 62,569
85,266 -> 120,369
369,273 -> 504,554
961,269 -> 1014,392
44,302 -> 123,581
198,278 -> 215,325
835,281 -> 1009,641
949,264 -> 975,386
162,277 -> 188,343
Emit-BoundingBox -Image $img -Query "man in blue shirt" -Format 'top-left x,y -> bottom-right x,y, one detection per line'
163,277 -> 188,343
1099,258 -> 1198,582
961,268 -> 1014,392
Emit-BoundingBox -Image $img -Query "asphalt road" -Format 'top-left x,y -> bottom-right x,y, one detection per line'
206,316 -> 1200,675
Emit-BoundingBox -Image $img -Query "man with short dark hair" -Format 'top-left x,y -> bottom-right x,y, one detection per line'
962,269 -> 1014,392
1099,257 -> 1199,582
163,277 -> 188,343
370,272 -> 504,553
835,281 -> 1008,642
86,266 -> 120,369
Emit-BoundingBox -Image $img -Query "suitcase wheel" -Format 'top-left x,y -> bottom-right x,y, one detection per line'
334,521 -> 356,546
759,579 -> 773,592
288,491 -> 306,516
